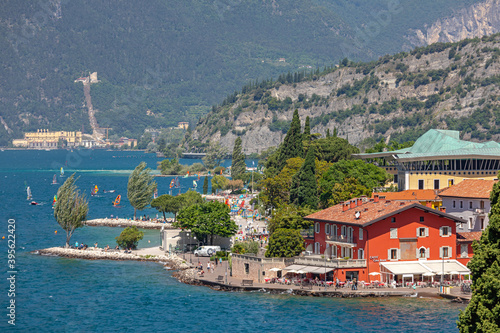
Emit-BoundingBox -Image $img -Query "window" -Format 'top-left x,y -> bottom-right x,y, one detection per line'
358,248 -> 364,259
420,216 -> 424,222
325,224 -> 330,235
418,248 -> 426,258
314,242 -> 320,254
244,263 -> 250,274
461,244 -> 468,258
434,179 -> 440,190
418,179 -> 424,189
452,200 -> 456,208
481,218 -> 485,230
359,228 -> 363,240
440,226 -> 451,237
391,217 -> 396,223
480,201 -> 485,209
393,174 -> 398,183
440,246 -> 452,258
469,202 -> 473,209
468,218 -> 473,230
417,227 -> 428,237
315,222 -> 320,233
390,228 -> 398,239
448,179 -> 454,187
341,225 -> 346,238
388,248 -> 399,260
460,201 -> 463,209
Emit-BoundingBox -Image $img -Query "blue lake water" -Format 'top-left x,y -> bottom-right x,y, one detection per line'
0,150 -> 464,332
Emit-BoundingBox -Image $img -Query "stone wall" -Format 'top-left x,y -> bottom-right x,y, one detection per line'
231,254 -> 292,283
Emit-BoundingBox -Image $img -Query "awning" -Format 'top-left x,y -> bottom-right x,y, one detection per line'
326,241 -> 356,248
310,267 -> 334,274
380,260 -> 470,276
284,265 -> 307,271
284,265 -> 334,274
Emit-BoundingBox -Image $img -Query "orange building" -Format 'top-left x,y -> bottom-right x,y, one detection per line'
304,195 -> 469,284
372,189 -> 442,209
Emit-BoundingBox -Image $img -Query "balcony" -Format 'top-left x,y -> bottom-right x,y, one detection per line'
326,234 -> 356,246
294,256 -> 366,268
473,208 -> 486,216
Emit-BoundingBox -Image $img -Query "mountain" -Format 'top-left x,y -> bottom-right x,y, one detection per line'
186,34 -> 500,154
0,0 -> 491,146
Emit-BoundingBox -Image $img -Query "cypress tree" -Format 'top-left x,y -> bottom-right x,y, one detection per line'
333,127 -> 338,137
303,116 -> 311,142
203,176 -> 209,195
278,109 -> 303,169
289,145 -> 318,208
326,129 -> 331,138
458,180 -> 500,332
231,137 -> 246,180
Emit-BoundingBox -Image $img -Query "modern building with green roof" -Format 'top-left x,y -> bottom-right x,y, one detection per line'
354,129 -> 500,191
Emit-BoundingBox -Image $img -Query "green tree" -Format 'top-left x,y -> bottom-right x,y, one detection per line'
312,136 -> 359,162
458,180 -> 500,332
232,240 -> 259,254
211,175 -> 229,194
265,228 -> 305,257
267,204 -> 314,235
326,128 -> 331,138
127,162 -> 157,219
54,174 -> 89,248
329,178 -> 372,206
318,159 -> 390,208
203,176 -> 209,194
159,158 -> 184,175
151,194 -> 182,221
303,116 -> 311,142
175,201 -> 237,245
202,142 -> 228,169
231,137 -> 246,180
277,109 -> 303,170
289,145 -> 318,208
115,226 -> 144,249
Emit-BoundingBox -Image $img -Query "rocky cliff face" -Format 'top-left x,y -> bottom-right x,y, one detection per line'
187,34 -> 500,154
407,0 -> 500,46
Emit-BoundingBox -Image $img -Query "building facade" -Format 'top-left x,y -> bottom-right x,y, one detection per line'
13,129 -> 83,148
304,195 -> 468,283
355,129 -> 500,191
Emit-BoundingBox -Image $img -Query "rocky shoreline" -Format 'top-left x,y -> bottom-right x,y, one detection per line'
34,247 -> 190,270
84,218 -> 176,229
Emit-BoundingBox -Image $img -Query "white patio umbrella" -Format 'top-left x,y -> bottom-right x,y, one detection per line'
269,267 -> 282,272
449,271 -> 460,275
369,272 -> 381,276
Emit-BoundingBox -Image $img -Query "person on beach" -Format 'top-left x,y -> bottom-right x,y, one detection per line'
219,257 -> 222,266
207,262 -> 211,273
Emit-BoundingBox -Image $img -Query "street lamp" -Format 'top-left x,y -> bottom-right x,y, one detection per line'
324,244 -> 330,291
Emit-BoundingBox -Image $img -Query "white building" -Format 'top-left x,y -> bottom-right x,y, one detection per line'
439,179 -> 497,233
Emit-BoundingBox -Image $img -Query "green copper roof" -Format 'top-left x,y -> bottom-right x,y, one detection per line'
355,129 -> 500,161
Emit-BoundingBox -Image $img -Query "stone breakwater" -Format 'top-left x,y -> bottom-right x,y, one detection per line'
85,218 -> 176,230
34,247 -> 191,270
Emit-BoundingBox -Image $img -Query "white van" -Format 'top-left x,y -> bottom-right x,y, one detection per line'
194,246 -> 221,257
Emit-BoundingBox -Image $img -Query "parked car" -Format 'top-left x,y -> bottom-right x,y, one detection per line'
194,246 -> 221,257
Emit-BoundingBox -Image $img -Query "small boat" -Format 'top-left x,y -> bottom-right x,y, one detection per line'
104,190 -> 115,193
30,201 -> 38,205
60,167 -> 64,177
27,186 -> 32,200
113,194 -> 121,206
51,174 -> 58,185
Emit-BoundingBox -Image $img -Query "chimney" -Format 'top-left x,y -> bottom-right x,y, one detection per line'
357,198 -> 363,206
426,202 -> 432,208
440,206 -> 446,213
374,194 -> 379,203
342,202 -> 349,212
350,200 -> 356,209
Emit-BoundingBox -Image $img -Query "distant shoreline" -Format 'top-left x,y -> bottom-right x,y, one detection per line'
84,218 -> 175,229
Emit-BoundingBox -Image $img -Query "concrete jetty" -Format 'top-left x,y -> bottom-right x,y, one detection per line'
84,218 -> 176,229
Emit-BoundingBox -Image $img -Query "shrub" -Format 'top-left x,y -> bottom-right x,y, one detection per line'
115,226 -> 144,249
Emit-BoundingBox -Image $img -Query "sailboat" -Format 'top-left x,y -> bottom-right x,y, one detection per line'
91,185 -> 99,196
26,186 -> 32,200
51,174 -> 58,185
183,171 -> 189,178
60,167 -> 64,177
52,195 -> 57,207
153,188 -> 158,199
193,180 -> 197,189
113,194 -> 121,206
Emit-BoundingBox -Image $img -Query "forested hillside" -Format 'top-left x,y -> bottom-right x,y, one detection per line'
0,0 -> 483,145
187,34 -> 500,154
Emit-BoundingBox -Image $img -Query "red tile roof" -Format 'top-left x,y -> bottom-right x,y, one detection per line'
457,231 -> 482,242
372,189 -> 441,201
304,198 -> 464,227
439,179 -> 497,199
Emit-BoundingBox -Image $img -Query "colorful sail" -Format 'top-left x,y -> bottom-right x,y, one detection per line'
183,171 -> 189,178
220,169 -> 223,175
193,180 -> 197,188
113,194 -> 121,206
94,185 -> 99,194
27,186 -> 32,200
52,175 -> 57,184
169,179 -> 175,188
52,195 -> 57,207
174,176 -> 180,188
60,167 -> 64,176
153,188 -> 158,199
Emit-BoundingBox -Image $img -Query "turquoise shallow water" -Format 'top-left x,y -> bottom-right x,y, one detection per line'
0,150 -> 464,332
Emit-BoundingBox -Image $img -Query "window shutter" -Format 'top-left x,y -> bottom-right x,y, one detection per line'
439,227 -> 443,236
448,246 -> 452,258
359,228 -> 363,240
416,248 -> 420,258
439,247 -> 443,258
388,249 -> 391,260
426,248 -> 430,258
416,228 -> 419,238
397,249 -> 401,260
425,228 -> 429,237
